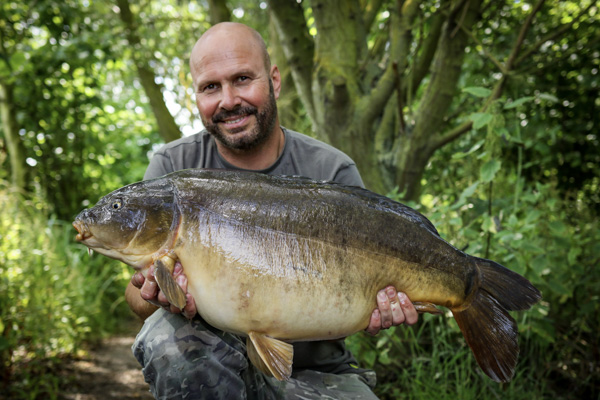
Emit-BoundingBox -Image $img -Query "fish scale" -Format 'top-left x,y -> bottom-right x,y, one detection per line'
74,168 -> 541,383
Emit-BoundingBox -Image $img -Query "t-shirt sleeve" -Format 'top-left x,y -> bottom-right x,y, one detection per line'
333,164 -> 365,188
143,152 -> 174,180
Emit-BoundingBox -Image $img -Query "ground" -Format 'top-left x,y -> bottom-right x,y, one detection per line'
59,325 -> 154,400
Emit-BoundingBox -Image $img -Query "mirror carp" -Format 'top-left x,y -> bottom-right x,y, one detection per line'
73,169 -> 541,383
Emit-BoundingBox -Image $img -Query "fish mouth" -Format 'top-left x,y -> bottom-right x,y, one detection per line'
73,220 -> 92,241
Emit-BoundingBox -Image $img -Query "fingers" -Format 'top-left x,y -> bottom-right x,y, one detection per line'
139,262 -> 194,316
182,293 -> 197,319
380,286 -> 401,328
398,292 -> 418,325
365,309 -> 381,336
365,286 -> 419,335
139,265 -> 161,307
131,271 -> 145,289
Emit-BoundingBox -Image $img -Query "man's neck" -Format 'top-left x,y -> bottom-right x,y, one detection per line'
216,126 -> 285,171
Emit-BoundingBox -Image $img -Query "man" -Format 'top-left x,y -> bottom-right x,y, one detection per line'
125,22 -> 418,399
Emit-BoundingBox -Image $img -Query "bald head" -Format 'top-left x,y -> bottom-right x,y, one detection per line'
190,22 -> 271,77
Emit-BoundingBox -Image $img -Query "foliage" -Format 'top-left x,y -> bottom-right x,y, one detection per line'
0,0 -> 598,398
347,93 -> 600,399
0,182 -> 132,398
0,0 -> 164,220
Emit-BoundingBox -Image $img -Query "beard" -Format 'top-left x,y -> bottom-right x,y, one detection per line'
203,80 -> 278,151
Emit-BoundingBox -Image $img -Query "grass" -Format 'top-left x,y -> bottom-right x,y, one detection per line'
1,180 -> 598,399
0,183 -> 133,398
346,312 -> 554,400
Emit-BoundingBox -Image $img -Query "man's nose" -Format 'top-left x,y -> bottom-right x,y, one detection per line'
219,84 -> 241,110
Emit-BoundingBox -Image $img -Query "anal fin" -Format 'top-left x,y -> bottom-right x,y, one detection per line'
413,301 -> 443,315
153,258 -> 187,310
247,331 -> 293,381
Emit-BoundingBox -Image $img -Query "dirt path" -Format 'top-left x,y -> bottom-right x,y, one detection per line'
59,330 -> 154,400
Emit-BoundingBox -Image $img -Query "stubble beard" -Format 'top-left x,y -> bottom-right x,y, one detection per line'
203,80 -> 278,151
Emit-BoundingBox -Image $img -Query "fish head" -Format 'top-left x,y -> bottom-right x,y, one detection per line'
73,179 -> 179,270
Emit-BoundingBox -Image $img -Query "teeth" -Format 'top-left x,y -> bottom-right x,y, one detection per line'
88,248 -> 94,256
224,117 -> 244,124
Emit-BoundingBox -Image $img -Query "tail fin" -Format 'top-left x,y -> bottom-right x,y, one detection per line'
452,258 -> 541,382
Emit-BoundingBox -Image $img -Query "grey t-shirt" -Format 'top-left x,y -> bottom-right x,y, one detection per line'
144,127 -> 365,374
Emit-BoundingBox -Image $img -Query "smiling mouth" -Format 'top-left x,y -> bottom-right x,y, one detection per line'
224,116 -> 247,125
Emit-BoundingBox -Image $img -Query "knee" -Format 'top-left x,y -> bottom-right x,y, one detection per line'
132,310 -> 250,396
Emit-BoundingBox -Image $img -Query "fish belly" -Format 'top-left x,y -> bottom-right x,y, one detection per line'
175,225 -> 468,341
177,244 -> 375,340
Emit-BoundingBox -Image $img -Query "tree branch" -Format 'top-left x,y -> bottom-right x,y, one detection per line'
362,0 -> 385,32
505,0 -> 546,70
361,0 -> 419,133
407,9 -> 444,99
409,0 -> 482,153
267,0 -> 316,126
434,0 -> 547,150
206,0 -> 230,24
311,0 -> 366,74
514,1 -> 597,67
116,0 -> 181,143
457,24 -> 508,74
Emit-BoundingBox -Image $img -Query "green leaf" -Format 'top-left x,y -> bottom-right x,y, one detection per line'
520,242 -> 544,254
378,349 -> 392,365
463,87 -> 492,98
531,255 -> 549,276
567,247 -> 581,265
504,96 -> 535,109
548,278 -> 572,297
454,182 -> 479,208
538,93 -> 559,103
363,350 -> 376,367
451,140 -> 484,160
469,112 -> 493,130
549,220 -> 567,234
480,159 -> 501,182
531,320 -> 556,344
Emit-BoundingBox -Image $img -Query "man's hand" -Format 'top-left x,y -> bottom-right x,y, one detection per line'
130,262 -> 197,319
365,286 -> 418,335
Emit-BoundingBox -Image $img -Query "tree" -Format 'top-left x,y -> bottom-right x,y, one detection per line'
116,0 -> 182,143
267,0 -> 597,199
0,2 -> 33,191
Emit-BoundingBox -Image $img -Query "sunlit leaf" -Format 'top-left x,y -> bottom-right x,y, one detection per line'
480,159 -> 501,182
504,96 -> 535,109
469,112 -> 493,130
462,86 -> 492,98
538,93 -> 560,103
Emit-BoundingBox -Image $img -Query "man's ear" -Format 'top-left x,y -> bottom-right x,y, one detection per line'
270,65 -> 282,100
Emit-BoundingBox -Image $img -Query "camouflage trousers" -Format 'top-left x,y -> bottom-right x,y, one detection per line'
132,309 -> 378,399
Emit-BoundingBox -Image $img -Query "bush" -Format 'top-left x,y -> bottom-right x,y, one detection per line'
347,145 -> 600,399
0,181 -> 132,398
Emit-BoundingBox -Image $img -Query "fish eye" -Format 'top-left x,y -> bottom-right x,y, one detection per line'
111,200 -> 122,210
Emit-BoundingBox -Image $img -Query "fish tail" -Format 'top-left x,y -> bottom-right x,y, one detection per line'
452,258 -> 541,382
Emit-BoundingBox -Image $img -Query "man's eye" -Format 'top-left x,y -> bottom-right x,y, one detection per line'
202,83 -> 217,92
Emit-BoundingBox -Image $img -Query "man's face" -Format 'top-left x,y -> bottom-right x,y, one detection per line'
190,33 -> 281,151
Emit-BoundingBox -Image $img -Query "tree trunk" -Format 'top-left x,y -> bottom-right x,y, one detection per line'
0,82 -> 27,190
395,0 -> 483,200
116,0 -> 181,143
206,0 -> 230,24
271,0 -> 549,199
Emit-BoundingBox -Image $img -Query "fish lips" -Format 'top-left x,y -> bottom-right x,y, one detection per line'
73,219 -> 92,242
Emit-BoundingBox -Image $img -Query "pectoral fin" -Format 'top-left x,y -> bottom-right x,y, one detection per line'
153,258 -> 187,310
246,331 -> 293,381
413,302 -> 443,315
